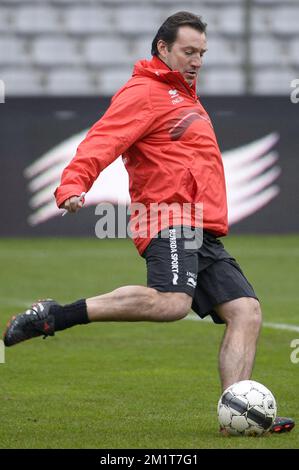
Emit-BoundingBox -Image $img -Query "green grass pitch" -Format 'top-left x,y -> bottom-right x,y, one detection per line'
0,235 -> 298,449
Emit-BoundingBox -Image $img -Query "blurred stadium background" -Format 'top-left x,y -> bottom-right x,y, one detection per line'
0,0 -> 299,96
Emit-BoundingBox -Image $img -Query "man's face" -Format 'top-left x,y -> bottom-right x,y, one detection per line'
158,26 -> 207,86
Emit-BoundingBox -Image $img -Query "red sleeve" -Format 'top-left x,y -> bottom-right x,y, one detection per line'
54,81 -> 154,207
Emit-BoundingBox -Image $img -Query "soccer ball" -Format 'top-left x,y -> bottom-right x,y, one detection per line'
217,380 -> 277,436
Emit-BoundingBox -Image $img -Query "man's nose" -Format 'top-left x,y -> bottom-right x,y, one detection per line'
190,54 -> 202,68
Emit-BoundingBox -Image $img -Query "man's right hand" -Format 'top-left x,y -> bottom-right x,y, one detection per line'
61,194 -> 85,214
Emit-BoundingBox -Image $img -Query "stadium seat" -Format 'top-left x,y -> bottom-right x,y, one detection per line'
290,38 -> 299,66
1,0 -> 27,3
253,0 -> 298,4
133,38 -> 153,61
220,6 -> 244,35
271,7 -> 299,34
204,6 -> 244,35
47,68 -> 94,95
132,0 -> 176,4
251,7 -> 274,33
0,8 -> 12,33
101,0 -> 155,3
204,37 -> 245,66
14,7 -> 62,34
98,67 -> 133,96
114,8 -> 162,34
252,6 -> 299,34
200,67 -> 246,95
0,67 -> 44,95
151,0 -> 241,4
250,37 -> 291,66
0,36 -> 28,65
85,38 -> 131,65
63,7 -> 112,34
52,0 -> 87,3
252,68 -> 295,94
32,37 -> 81,66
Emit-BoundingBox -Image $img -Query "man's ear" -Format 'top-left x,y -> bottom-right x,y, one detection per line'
157,39 -> 169,59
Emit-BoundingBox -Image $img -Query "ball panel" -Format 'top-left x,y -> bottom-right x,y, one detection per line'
221,391 -> 248,415
231,415 -> 249,432
231,380 -> 252,396
218,405 -> 232,426
246,389 -> 264,406
249,380 -> 272,395
263,396 -> 277,417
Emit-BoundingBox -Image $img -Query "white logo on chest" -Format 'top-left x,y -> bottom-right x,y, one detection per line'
168,89 -> 184,105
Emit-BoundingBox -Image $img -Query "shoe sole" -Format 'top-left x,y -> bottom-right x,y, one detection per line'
220,422 -> 295,436
270,422 -> 295,433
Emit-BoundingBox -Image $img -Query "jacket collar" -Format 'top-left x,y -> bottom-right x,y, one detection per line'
133,55 -> 197,98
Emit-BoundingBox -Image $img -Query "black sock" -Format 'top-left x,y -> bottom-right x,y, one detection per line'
49,299 -> 90,332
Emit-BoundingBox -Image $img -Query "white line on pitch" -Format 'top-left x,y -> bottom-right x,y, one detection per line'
185,313 -> 299,333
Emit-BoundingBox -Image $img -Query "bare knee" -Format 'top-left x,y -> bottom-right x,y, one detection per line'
152,291 -> 192,321
216,297 -> 262,332
249,298 -> 262,329
244,298 -> 262,332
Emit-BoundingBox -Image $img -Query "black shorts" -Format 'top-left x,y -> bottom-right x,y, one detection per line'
142,227 -> 258,324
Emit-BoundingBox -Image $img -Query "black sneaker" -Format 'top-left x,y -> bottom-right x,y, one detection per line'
270,416 -> 295,433
3,299 -> 58,347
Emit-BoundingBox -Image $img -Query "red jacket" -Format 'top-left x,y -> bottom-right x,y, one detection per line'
55,56 -> 228,255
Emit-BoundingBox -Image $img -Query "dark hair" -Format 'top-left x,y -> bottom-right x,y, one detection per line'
151,11 -> 207,56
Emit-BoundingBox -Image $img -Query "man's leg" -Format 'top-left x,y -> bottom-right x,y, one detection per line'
87,286 -> 191,322
215,297 -> 262,392
3,287 -> 192,346
215,296 -> 295,434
